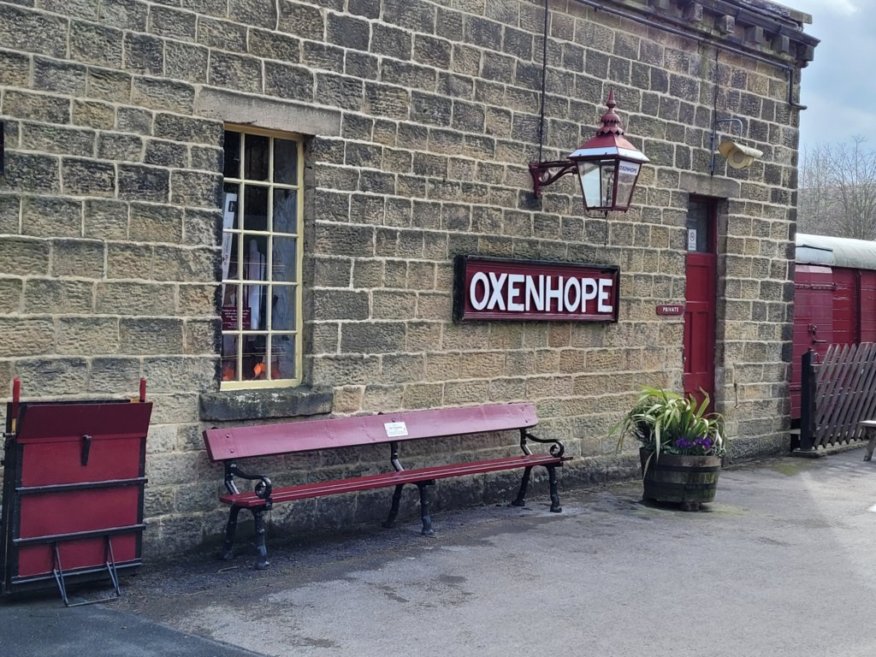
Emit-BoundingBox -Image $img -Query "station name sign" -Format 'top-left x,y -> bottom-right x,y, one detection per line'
453,256 -> 619,323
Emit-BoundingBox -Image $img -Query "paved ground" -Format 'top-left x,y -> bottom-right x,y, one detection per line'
4,447 -> 876,657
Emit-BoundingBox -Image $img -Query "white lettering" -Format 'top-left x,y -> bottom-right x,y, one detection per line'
564,278 -> 581,311
598,279 -> 613,312
619,162 -> 640,176
469,272 -> 489,310
507,274 -> 525,311
581,278 -> 598,312
487,272 -> 508,310
546,276 -> 564,311
467,265 -> 615,317
525,275 -> 544,311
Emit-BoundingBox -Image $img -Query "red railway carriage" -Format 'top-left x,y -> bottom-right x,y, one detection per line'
791,234 -> 876,421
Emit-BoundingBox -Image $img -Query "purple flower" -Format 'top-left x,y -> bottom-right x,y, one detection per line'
673,437 -> 693,449
694,437 -> 713,450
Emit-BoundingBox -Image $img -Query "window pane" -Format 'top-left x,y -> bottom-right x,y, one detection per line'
244,134 -> 269,181
221,335 -> 238,382
243,283 -> 267,329
273,189 -> 297,234
273,139 -> 297,185
242,335 -> 267,381
242,237 -> 268,283
271,235 -> 297,283
222,185 -> 239,229
686,201 -> 710,253
244,186 -> 268,232
221,282 -> 243,321
271,334 -> 296,380
223,131 -> 241,178
271,285 -> 297,331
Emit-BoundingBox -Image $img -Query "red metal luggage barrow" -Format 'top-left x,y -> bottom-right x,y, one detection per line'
0,379 -> 152,605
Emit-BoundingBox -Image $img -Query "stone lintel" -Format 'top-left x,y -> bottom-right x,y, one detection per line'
195,87 -> 342,137
679,171 -> 741,199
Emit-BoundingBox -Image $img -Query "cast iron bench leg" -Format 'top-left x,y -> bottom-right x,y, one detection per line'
382,484 -> 405,528
251,508 -> 269,570
511,466 -> 533,507
547,465 -> 562,513
220,506 -> 242,561
417,482 -> 435,535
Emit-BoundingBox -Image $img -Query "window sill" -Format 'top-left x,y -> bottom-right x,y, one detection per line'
199,386 -> 333,423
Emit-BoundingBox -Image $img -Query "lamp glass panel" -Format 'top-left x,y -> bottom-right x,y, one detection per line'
577,159 -> 620,209
577,160 -> 602,209
614,160 -> 641,209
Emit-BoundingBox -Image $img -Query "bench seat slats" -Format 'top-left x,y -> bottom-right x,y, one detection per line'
220,453 -> 565,508
204,403 -> 537,462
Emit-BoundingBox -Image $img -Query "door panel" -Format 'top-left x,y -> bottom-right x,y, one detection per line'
832,268 -> 858,345
862,271 -> 876,342
789,265 -> 834,420
683,200 -> 717,406
684,253 -> 716,403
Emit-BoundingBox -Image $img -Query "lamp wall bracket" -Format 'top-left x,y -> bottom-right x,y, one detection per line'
709,116 -> 745,175
529,160 -> 576,198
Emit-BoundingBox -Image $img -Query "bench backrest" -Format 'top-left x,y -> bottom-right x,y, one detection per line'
203,403 -> 537,462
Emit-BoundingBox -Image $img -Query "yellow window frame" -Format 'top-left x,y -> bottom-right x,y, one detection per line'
220,125 -> 304,390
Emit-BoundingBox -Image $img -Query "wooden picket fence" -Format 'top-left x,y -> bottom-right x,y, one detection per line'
798,343 -> 876,451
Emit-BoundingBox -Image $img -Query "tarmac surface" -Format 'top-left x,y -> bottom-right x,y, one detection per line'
4,447 -> 876,657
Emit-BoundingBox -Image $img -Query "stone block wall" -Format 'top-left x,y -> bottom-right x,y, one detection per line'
0,0 -> 814,556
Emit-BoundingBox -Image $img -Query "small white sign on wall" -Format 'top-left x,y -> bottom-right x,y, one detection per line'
687,228 -> 698,251
384,421 -> 409,438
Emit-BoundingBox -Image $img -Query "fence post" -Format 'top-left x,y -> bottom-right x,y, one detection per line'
799,349 -> 816,451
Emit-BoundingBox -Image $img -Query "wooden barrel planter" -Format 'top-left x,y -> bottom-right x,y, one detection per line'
639,449 -> 721,510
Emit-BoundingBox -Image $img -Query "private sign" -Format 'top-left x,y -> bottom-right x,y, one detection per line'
453,256 -> 619,322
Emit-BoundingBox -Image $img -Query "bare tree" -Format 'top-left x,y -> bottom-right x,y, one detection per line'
798,137 -> 876,239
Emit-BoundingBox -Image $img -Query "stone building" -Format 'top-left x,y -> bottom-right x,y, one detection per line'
0,0 -> 817,557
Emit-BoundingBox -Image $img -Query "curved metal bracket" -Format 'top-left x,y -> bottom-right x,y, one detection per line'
709,116 -> 745,175
529,160 -> 576,198
521,430 -> 566,458
227,463 -> 273,509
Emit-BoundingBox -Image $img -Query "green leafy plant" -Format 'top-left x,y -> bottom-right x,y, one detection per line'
612,386 -> 724,459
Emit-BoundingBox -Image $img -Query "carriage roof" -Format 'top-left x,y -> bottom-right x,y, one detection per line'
796,233 -> 876,271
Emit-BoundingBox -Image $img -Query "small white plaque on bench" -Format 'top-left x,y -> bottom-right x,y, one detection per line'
384,421 -> 408,437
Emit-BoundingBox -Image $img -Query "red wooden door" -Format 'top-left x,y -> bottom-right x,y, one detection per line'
683,200 -> 716,404
789,264 -> 834,420
861,271 -> 876,342
832,268 -> 858,345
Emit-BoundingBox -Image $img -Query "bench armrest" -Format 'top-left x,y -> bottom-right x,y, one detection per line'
225,463 -> 273,509
521,430 -> 565,458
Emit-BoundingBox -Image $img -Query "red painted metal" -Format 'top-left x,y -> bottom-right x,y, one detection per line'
205,402 -> 537,461
16,404 -> 149,485
2,400 -> 151,591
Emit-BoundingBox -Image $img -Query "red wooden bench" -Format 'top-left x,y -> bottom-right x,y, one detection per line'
202,403 -> 569,569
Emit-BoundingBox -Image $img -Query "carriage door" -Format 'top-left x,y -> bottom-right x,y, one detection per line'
683,199 -> 717,404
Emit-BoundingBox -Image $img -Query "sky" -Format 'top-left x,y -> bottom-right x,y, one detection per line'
786,0 -> 876,153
